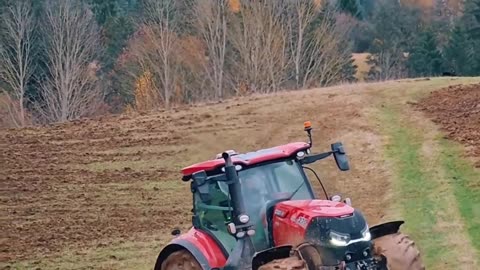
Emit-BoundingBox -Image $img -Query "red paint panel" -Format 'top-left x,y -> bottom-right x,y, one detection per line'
175,228 -> 227,268
272,200 -> 355,247
280,200 -> 354,218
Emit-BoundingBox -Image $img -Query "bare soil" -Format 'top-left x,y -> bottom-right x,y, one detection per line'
1,78 -> 478,269
415,83 -> 480,167
0,114 -> 192,262
0,86 -> 390,265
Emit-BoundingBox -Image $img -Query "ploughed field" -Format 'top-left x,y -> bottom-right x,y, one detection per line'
416,83 -> 480,167
1,77 -> 479,269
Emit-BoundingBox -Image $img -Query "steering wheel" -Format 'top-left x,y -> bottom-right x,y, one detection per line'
203,219 -> 219,231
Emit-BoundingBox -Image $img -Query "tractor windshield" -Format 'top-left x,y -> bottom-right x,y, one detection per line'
238,159 -> 313,213
193,159 -> 313,253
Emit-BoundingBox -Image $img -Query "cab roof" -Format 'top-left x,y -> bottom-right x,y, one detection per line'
181,142 -> 310,177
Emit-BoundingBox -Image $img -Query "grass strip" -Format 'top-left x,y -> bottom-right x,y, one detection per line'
439,138 -> 480,256
380,107 -> 447,267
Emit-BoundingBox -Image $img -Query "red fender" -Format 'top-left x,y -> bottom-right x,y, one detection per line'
155,228 -> 228,270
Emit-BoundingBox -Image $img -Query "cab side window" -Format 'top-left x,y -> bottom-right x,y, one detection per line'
193,181 -> 237,254
194,181 -> 231,231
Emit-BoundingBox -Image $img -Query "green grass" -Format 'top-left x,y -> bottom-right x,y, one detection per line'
380,107 -> 447,267
439,139 -> 480,255
378,91 -> 480,269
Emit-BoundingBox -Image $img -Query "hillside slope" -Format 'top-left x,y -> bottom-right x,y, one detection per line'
1,77 -> 479,269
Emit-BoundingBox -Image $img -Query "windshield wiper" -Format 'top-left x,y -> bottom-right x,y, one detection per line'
288,181 -> 306,200
303,166 -> 329,199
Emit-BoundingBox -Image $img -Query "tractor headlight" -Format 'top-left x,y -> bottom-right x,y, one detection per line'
361,227 -> 371,242
329,227 -> 371,247
329,231 -> 351,247
239,214 -> 250,224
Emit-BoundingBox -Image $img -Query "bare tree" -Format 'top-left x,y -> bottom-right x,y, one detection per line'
193,0 -> 229,99
367,44 -> 408,81
228,1 -> 354,93
137,0 -> 180,109
38,0 -> 102,123
285,0 -> 317,89
0,0 -> 35,127
297,7 -> 355,88
229,0 -> 289,94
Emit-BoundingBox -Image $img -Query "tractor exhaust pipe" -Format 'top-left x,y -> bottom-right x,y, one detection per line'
222,152 -> 255,270
222,152 -> 247,219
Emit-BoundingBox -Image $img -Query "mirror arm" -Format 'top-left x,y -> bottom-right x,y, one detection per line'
300,151 -> 333,164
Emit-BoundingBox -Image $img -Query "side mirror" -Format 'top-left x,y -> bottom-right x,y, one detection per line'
192,171 -> 210,201
331,142 -> 350,171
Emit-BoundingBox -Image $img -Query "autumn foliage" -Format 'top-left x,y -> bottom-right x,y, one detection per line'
134,70 -> 159,111
229,0 -> 241,13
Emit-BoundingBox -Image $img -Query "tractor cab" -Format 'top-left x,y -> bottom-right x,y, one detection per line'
190,155 -> 315,253
181,122 -> 351,256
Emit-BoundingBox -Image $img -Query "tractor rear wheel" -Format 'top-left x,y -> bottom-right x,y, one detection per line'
160,250 -> 202,270
373,233 -> 425,270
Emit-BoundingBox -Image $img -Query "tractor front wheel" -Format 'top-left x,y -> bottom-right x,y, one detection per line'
160,250 -> 202,270
258,244 -> 324,270
373,233 -> 425,270
258,256 -> 307,270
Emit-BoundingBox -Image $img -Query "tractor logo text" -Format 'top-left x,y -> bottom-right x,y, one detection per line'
291,215 -> 308,228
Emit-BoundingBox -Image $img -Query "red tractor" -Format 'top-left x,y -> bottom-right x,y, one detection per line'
154,122 -> 424,270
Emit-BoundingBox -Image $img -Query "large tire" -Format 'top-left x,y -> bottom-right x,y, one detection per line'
373,233 -> 425,270
258,256 -> 307,270
160,250 -> 202,270
258,244 -> 323,270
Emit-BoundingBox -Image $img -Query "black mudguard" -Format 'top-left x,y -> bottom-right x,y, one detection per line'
251,245 -> 293,270
154,240 -> 212,270
369,221 -> 404,240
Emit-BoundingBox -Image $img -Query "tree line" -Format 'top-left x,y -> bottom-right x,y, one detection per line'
352,0 -> 480,80
0,0 -> 479,127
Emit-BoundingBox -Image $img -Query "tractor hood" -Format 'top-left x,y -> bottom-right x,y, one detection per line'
272,200 -> 372,267
275,200 -> 355,219
272,200 -> 361,249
